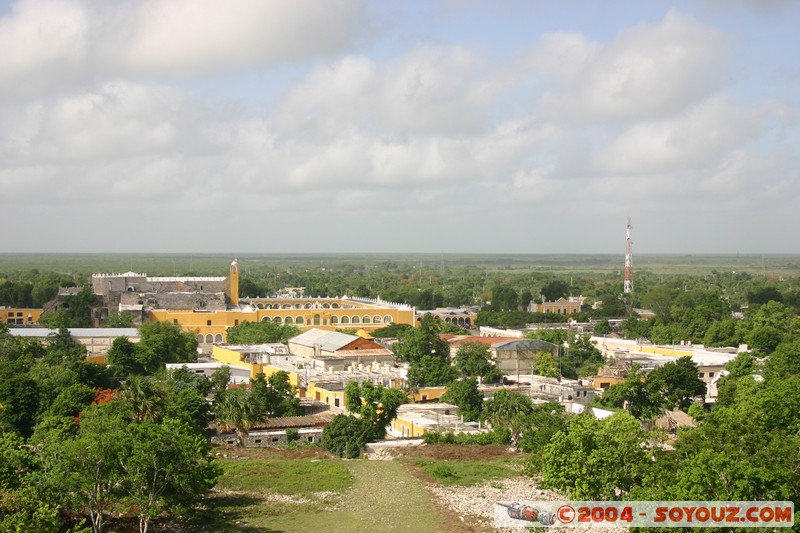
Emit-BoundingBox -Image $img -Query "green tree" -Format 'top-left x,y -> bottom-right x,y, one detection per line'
540,412 -> 650,500
596,368 -> 662,420
120,419 -> 220,533
0,374 -> 40,437
107,337 -> 142,376
213,388 -> 259,446
439,322 -> 470,335
440,378 -> 483,422
593,319 -> 612,335
533,351 -> 559,378
225,321 -> 300,344
135,322 -> 198,374
210,366 -> 231,393
120,376 -> 166,424
483,389 -> 535,448
406,354 -> 458,388
103,312 -> 135,328
646,357 -> 707,411
519,402 -> 569,472
47,383 -> 95,419
540,280 -> 569,301
39,404 -> 131,533
250,371 -> 301,419
392,314 -> 450,364
489,284 -> 519,311
454,343 -> 495,380
321,415 -> 372,458
344,381 -> 407,440
162,384 -> 211,434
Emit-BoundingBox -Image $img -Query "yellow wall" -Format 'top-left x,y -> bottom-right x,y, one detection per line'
592,375 -> 626,389
211,345 -> 264,380
260,364 -> 301,389
392,417 -> 427,437
408,387 -> 448,403
307,382 -> 347,410
151,304 -> 416,343
211,345 -> 302,387
0,308 -> 44,325
639,345 -> 693,357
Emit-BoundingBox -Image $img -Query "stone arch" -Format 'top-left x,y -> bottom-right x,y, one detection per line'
351,316 -> 360,324
331,316 -> 339,325
445,317 -> 452,323
295,316 -> 305,325
323,303 -> 331,309
341,316 -> 350,324
196,334 -> 204,343
261,316 -> 271,323
273,316 -> 282,325
331,303 -> 340,309
313,314 -> 321,326
384,315 -> 392,324
205,334 -> 213,343
373,315 -> 382,323
215,334 -> 223,343
282,304 -> 292,309
285,316 -> 294,324
362,315 -> 371,324
257,303 -> 264,309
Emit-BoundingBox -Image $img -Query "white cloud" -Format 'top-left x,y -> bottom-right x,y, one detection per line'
0,0 -> 366,98
594,96 -> 764,175
534,10 -> 728,122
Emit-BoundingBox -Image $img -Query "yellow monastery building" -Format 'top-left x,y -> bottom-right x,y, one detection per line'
89,260 -> 415,344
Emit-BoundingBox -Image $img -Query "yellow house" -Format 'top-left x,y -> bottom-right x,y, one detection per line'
1,308 -> 43,326
407,387 -> 448,403
306,381 -> 348,410
211,344 -> 301,387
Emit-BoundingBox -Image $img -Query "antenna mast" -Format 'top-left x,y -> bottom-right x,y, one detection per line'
624,217 -> 633,294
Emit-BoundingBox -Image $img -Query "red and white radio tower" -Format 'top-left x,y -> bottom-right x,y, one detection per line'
624,217 -> 633,294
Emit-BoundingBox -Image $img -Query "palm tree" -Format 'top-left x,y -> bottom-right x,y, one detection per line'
120,376 -> 165,423
214,388 -> 259,446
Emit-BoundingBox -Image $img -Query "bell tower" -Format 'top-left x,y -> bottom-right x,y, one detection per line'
229,259 -> 239,305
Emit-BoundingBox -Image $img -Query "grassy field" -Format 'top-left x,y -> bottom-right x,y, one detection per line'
181,445 -> 522,533
186,447 -> 441,533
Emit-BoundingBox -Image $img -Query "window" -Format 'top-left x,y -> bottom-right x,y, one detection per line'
334,398 -> 340,407
16,312 -> 22,317
698,373 -> 705,378
296,316 -> 304,325
234,320 -> 239,326
254,439 -> 262,444
709,372 -> 715,378
206,320 -> 212,326
173,319 -> 178,324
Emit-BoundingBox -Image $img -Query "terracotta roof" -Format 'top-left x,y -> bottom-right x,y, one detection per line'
251,412 -> 336,430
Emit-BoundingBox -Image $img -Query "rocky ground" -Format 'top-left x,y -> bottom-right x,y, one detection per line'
365,443 -> 626,532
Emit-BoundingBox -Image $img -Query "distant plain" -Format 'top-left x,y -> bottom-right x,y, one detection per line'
1,253 -> 799,278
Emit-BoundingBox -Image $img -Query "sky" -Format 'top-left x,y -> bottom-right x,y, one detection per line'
1,0 -> 798,255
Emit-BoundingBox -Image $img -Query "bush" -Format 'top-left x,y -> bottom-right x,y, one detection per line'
321,415 -> 372,458
422,428 -> 511,446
